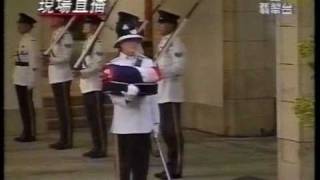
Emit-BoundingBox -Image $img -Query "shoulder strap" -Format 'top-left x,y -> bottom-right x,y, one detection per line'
134,57 -> 143,67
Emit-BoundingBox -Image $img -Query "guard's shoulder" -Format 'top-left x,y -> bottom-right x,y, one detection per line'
94,40 -> 103,48
141,57 -> 155,67
110,56 -> 121,64
63,31 -> 73,39
25,34 -> 37,42
172,36 -> 183,44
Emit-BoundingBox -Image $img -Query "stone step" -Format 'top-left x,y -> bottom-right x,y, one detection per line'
43,95 -> 83,107
47,116 -> 113,130
44,104 -> 113,119
43,94 -> 112,107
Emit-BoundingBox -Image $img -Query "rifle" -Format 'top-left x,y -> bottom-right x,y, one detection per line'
137,0 -> 167,33
73,0 -> 120,69
43,15 -> 77,56
96,0 -> 167,33
155,0 -> 203,60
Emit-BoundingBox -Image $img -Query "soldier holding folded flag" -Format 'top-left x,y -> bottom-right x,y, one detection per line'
13,13 -> 39,142
102,18 -> 160,180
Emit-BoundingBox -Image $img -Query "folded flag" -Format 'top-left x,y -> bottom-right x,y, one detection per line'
102,64 -> 160,96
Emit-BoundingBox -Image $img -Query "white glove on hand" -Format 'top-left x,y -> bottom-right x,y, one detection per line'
121,84 -> 139,102
152,123 -> 160,138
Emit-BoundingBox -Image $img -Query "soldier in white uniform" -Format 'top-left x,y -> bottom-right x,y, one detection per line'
73,16 -> 107,158
155,10 -> 186,180
13,13 -> 39,142
43,15 -> 74,150
107,21 -> 160,180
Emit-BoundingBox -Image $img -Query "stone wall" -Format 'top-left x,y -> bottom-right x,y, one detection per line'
223,0 -> 277,136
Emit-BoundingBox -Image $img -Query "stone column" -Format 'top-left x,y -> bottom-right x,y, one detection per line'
276,0 -> 314,142
276,0 -> 314,179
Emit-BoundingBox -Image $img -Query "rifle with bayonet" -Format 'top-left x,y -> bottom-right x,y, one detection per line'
137,0 -> 167,33
73,0 -> 120,69
43,15 -> 77,56
155,0 -> 204,60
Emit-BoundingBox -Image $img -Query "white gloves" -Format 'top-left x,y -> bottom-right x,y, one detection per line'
152,123 -> 160,138
121,84 -> 139,102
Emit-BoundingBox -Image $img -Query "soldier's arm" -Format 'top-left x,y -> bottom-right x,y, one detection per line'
50,33 -> 74,65
28,38 -> 40,71
160,38 -> 186,78
80,41 -> 105,78
28,38 -> 40,88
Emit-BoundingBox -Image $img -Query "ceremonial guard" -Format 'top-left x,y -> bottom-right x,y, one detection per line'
73,15 -> 107,158
155,10 -> 186,179
103,21 -> 160,180
13,13 -> 39,142
44,15 -> 74,150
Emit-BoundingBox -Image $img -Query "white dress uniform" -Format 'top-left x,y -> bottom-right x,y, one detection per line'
13,33 -> 39,87
156,33 -> 186,178
109,53 -> 160,134
13,32 -> 40,141
48,27 -> 74,84
79,36 -> 103,94
79,36 -> 107,157
157,34 -> 186,104
48,26 -> 74,150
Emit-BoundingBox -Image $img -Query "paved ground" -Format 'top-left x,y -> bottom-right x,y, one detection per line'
4,129 -> 311,180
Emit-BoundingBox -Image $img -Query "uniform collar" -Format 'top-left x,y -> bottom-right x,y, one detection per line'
22,32 -> 31,39
162,33 -> 172,40
119,52 -> 138,60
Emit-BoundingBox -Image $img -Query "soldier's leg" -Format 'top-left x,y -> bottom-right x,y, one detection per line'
157,103 -> 183,176
116,134 -> 131,180
132,134 -> 151,180
14,85 -> 30,140
159,103 -> 176,172
172,103 -> 184,176
98,91 -> 107,154
83,91 -> 106,158
50,81 -> 73,149
60,81 -> 73,145
27,89 -> 36,139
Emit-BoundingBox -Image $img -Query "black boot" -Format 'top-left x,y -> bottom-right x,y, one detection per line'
154,171 -> 182,179
14,135 -> 36,142
83,149 -> 107,158
49,141 -> 72,150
